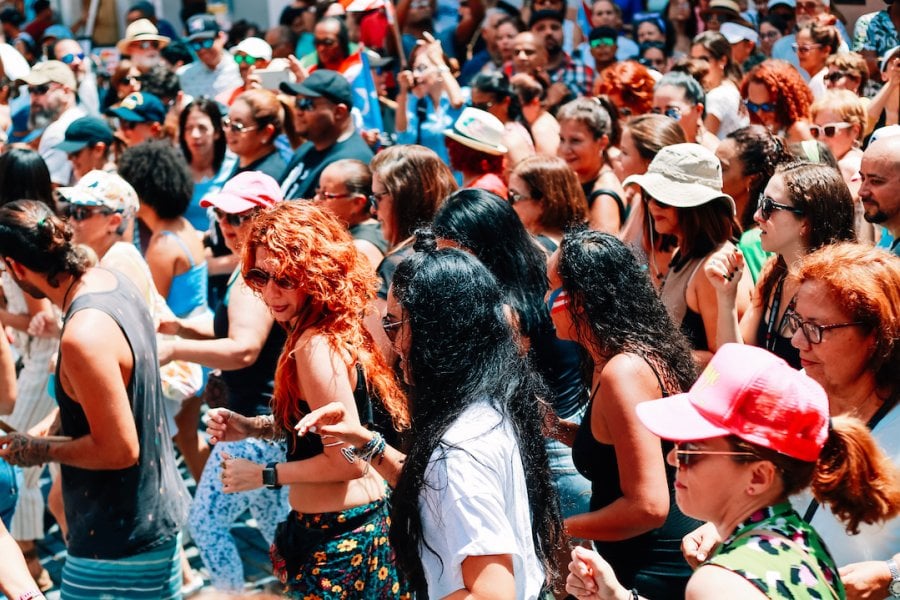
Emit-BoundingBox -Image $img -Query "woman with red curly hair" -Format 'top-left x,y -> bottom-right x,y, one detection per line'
207,202 -> 411,598
594,60 -> 656,119
740,59 -> 814,143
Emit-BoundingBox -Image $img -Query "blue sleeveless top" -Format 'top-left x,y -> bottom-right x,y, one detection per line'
160,230 -> 208,318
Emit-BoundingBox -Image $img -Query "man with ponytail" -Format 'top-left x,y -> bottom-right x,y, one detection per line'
0,199 -> 189,597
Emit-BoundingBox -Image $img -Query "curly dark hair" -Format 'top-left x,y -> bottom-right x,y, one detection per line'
726,125 -> 792,229
389,231 -> 563,592
118,140 -> 193,219
0,199 -> 90,287
557,228 -> 696,393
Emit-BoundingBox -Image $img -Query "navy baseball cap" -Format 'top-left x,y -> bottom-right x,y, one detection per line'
280,69 -> 354,107
108,91 -> 167,123
185,14 -> 219,41
54,116 -> 115,152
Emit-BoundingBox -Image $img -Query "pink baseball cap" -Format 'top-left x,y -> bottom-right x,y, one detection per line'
200,171 -> 284,213
636,344 -> 829,462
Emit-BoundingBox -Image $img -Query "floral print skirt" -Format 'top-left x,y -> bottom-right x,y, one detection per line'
270,495 -> 410,599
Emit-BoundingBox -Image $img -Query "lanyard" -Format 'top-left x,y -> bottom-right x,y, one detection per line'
765,275 -> 790,352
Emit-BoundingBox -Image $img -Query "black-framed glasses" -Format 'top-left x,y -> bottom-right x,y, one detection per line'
244,267 -> 298,291
221,116 -> 257,134
64,205 -> 118,221
61,51 -> 85,64
381,315 -> 407,343
214,207 -> 257,227
785,310 -> 866,345
809,122 -> 852,139
28,84 -> 52,96
651,105 -> 682,120
295,97 -> 316,112
744,99 -> 776,114
673,442 -> 759,468
190,38 -> 215,51
368,190 -> 390,210
757,194 -> 804,221
234,54 -> 259,65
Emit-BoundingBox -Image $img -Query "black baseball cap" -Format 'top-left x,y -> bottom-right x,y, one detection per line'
54,116 -> 115,152
185,14 -> 219,41
529,9 -> 564,28
590,26 -> 619,43
280,69 -> 354,108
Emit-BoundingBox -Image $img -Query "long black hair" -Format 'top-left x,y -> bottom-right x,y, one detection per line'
432,189 -> 549,338
558,229 -> 696,393
389,231 -> 562,591
0,148 -> 55,211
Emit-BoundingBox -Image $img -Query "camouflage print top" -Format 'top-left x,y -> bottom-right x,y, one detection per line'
706,502 -> 845,599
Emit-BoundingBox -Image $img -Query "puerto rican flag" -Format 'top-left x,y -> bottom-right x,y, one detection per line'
336,49 -> 384,132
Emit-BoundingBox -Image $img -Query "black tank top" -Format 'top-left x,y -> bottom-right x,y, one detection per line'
212,272 -> 287,417
570,357 -> 699,594
56,269 -> 189,559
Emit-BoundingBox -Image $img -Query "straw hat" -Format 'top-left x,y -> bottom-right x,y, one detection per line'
443,107 -> 508,156
116,18 -> 170,54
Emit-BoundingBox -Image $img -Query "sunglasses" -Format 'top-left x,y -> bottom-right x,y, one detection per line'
314,188 -> 353,201
756,194 -> 804,220
64,205 -> 117,221
28,83 -> 52,96
214,207 -> 257,227
244,267 -> 298,291
381,315 -> 406,343
651,106 -> 682,120
546,287 -> 569,315
672,442 -> 759,468
314,37 -> 337,47
119,119 -> 143,131
221,116 -> 257,134
743,99 -> 776,114
824,70 -> 860,83
808,122 -> 852,138
61,51 -> 85,64
295,97 -> 316,112
190,38 -> 215,51
785,309 -> 865,345
234,54 -> 260,65
792,43 -> 823,54
590,38 -> 616,47
132,40 -> 159,50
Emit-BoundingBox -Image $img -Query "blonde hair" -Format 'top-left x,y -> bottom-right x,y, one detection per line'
810,89 -> 866,142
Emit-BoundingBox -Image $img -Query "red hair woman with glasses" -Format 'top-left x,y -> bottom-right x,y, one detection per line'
207,201 -> 411,598
740,59 -> 814,143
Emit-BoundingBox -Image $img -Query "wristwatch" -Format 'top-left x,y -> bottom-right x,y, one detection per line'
888,559 -> 900,598
262,462 -> 281,490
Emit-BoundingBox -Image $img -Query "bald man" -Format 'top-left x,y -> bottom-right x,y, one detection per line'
859,135 -> 900,257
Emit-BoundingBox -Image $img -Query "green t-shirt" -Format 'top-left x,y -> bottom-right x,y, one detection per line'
738,227 -> 773,284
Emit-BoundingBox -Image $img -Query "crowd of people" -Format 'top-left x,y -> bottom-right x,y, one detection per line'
0,0 -> 898,598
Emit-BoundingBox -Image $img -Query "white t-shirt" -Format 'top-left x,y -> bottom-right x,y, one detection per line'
418,402 -> 545,599
705,81 -> 749,140
790,402 -> 900,566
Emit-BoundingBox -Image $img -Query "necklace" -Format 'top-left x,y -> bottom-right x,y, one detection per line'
61,276 -> 81,311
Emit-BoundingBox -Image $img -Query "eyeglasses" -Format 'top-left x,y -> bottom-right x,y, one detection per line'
244,267 -> 298,291
651,106 -> 682,120
64,205 -> 118,221
590,37 -> 616,47
469,100 -> 496,111
295,97 -> 316,112
214,207 -> 257,227
759,31 -> 781,40
368,189 -> 390,210
809,122 -> 852,138
28,84 -> 52,96
673,442 -> 759,468
785,309 -> 865,345
381,315 -> 407,343
824,70 -> 861,84
314,188 -> 354,201
221,116 -> 257,134
792,43 -> 823,54
743,99 -> 776,114
757,194 -> 804,220
233,54 -> 260,65
190,38 -> 215,51
546,286 -> 569,315
314,37 -> 337,47
508,189 -> 533,204
60,51 -> 85,64
413,63 -> 431,73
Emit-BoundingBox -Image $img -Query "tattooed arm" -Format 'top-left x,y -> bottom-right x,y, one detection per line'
0,432 -> 52,467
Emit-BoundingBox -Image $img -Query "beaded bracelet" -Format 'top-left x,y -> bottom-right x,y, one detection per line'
340,431 -> 386,471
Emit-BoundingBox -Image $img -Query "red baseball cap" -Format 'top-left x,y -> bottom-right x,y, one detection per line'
636,344 -> 829,462
201,171 -> 284,213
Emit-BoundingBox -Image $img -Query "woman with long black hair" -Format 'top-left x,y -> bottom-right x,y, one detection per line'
296,233 -> 563,598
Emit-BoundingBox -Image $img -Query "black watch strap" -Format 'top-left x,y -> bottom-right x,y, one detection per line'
262,462 -> 282,489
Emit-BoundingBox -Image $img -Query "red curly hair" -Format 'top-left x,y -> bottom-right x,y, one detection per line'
594,60 -> 655,116
740,59 -> 813,131
241,202 -> 409,431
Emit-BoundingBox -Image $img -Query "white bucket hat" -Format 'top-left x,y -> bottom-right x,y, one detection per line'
443,107 -> 508,155
623,143 -> 735,213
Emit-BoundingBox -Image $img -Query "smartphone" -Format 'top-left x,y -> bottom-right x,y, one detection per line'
257,68 -> 291,91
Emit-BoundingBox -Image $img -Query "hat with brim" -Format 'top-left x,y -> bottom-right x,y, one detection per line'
881,45 -> 900,72
280,69 -> 354,107
58,170 -> 140,213
185,14 -> 220,41
443,107 -> 508,156
54,116 -> 115,153
200,171 -> 284,213
623,143 -> 735,213
116,18 -> 170,54
17,60 -> 77,90
108,91 -> 167,123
